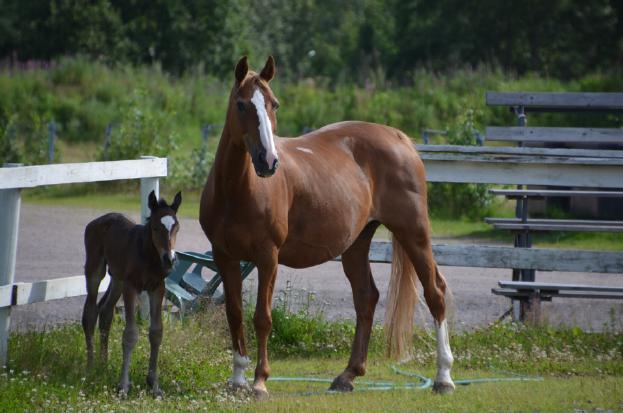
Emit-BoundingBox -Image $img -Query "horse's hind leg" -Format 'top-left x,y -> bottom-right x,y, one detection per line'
82,255 -> 106,370
390,220 -> 455,393
330,221 -> 380,392
98,277 -> 123,363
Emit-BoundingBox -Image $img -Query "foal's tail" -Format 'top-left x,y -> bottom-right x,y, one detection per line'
384,236 -> 418,360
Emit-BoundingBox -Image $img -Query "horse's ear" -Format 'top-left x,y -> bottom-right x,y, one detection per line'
260,55 -> 275,82
235,56 -> 248,83
148,190 -> 158,212
171,191 -> 182,213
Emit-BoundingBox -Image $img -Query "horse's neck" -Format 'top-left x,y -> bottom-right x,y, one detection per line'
213,127 -> 255,196
140,222 -> 157,262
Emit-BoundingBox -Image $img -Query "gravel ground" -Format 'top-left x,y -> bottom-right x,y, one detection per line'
9,203 -> 623,332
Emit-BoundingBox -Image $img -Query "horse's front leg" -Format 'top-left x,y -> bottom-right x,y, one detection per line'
118,285 -> 139,397
252,251 -> 279,400
214,250 -> 251,390
146,284 -> 165,398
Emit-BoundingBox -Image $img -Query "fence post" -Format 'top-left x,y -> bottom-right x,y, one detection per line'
139,156 -> 160,321
0,163 -> 23,366
48,121 -> 57,163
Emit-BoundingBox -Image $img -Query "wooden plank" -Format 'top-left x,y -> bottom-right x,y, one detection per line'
0,285 -> 12,308
0,158 -> 167,190
485,92 -> 623,111
492,288 -> 623,300
13,275 -> 111,306
489,222 -> 623,232
422,156 -> 623,187
486,127 -> 623,144
498,281 -> 623,293
365,241 -> 623,273
417,144 -> 623,160
485,218 -> 623,226
489,189 -> 623,198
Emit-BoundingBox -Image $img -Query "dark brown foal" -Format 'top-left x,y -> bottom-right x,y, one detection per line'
200,56 -> 454,399
82,190 -> 181,397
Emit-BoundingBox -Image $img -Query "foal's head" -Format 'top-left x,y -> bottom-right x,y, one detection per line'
147,190 -> 182,273
229,56 -> 280,178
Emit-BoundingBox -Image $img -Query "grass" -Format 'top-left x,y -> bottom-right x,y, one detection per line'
1,302 -> 622,412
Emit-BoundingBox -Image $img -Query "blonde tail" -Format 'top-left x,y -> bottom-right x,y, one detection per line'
384,235 -> 418,360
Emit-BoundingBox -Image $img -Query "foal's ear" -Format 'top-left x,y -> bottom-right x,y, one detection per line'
171,191 -> 182,213
148,190 -> 159,212
235,56 -> 248,84
260,55 -> 275,82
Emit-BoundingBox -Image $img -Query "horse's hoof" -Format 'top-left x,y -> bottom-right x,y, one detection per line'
116,385 -> 130,399
252,385 -> 270,401
151,388 -> 164,399
433,381 -> 455,394
329,376 -> 354,392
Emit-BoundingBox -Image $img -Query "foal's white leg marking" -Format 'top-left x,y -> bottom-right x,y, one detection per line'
251,88 -> 278,167
435,320 -> 455,386
296,146 -> 314,154
230,351 -> 250,387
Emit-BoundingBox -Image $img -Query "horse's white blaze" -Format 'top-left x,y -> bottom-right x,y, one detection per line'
435,320 -> 454,385
296,146 -> 313,154
231,351 -> 250,386
251,88 -> 278,167
160,215 -> 175,233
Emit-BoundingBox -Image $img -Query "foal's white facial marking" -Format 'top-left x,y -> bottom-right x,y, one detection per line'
250,88 -> 278,167
160,215 -> 176,260
160,215 -> 175,233
296,146 -> 313,154
435,320 -> 455,386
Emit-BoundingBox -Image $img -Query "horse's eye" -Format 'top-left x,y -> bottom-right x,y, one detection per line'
237,101 -> 245,112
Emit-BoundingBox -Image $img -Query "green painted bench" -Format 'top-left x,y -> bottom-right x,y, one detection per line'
165,251 -> 255,315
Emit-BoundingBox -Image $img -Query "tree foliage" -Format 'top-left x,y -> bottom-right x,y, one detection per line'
0,0 -> 621,81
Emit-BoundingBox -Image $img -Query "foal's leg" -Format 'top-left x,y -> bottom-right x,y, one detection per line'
146,284 -> 165,397
251,252 -> 279,399
82,258 -> 106,370
330,222 -> 379,392
392,223 -> 455,393
118,285 -> 139,397
98,277 -> 123,363
213,251 -> 250,389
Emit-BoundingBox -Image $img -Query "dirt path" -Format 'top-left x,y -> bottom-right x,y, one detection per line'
10,203 -> 623,332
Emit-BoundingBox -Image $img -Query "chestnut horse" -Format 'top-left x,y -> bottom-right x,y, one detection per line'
199,56 -> 454,398
82,190 -> 182,397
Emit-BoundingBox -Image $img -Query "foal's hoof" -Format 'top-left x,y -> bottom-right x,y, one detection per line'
329,376 -> 354,392
151,388 -> 164,399
433,381 -> 455,394
227,378 -> 251,391
116,384 -> 130,399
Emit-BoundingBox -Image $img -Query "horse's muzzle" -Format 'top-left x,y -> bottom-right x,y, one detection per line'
162,252 -> 177,272
252,151 -> 279,178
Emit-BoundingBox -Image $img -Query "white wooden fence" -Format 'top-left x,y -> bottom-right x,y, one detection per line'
0,157 -> 167,365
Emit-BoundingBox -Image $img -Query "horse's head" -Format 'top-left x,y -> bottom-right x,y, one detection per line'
229,56 -> 280,178
147,190 -> 182,273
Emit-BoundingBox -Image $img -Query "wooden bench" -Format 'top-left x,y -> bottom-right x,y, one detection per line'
483,92 -> 623,320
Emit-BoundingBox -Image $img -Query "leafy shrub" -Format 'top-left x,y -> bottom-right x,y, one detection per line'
428,109 -> 493,219
98,89 -> 179,161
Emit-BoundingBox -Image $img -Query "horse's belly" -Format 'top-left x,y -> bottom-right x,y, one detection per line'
278,237 -> 348,268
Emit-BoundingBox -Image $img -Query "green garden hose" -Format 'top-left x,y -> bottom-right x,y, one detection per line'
268,365 -> 542,396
